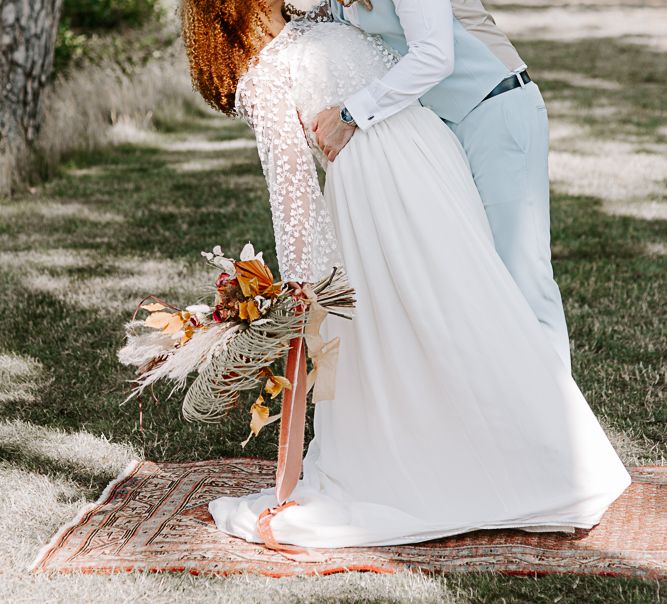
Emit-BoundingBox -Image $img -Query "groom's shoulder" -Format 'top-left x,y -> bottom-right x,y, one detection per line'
369,0 -> 498,22
450,0 -> 497,19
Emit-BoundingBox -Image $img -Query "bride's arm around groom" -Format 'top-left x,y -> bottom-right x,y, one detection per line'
311,0 -> 572,371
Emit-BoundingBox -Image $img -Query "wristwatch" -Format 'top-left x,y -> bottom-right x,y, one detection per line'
339,105 -> 356,127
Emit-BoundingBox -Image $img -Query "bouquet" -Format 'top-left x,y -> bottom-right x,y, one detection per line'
118,243 -> 355,446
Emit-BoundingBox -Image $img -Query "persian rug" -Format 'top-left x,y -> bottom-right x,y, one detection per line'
31,459 -> 667,579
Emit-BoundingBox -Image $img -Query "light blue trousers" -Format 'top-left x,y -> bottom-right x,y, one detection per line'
444,81 -> 571,371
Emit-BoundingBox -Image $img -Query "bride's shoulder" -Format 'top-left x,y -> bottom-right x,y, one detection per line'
234,18 -> 340,114
234,48 -> 291,118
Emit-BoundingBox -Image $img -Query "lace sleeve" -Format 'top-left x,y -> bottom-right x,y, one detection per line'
236,71 -> 341,283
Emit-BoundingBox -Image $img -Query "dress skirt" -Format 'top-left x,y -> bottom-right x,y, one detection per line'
208,104 -> 630,548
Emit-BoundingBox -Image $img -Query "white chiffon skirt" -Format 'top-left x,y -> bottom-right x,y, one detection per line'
209,104 -> 631,548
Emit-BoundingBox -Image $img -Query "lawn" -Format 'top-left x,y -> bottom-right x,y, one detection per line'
0,0 -> 665,602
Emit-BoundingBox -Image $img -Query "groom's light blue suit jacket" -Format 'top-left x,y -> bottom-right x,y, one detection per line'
330,0 -> 516,124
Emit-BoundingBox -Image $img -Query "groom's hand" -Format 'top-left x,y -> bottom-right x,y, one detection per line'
312,107 -> 356,162
286,281 -> 306,300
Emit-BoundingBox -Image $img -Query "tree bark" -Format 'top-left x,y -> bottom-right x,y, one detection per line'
0,0 -> 63,194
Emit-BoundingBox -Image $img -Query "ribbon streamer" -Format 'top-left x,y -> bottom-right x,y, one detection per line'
256,287 -> 341,560
256,501 -> 327,562
303,286 -> 340,402
275,324 -> 309,504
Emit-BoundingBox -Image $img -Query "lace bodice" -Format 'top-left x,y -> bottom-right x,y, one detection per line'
235,16 -> 398,283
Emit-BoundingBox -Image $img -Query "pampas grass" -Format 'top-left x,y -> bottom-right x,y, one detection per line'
119,320 -> 237,400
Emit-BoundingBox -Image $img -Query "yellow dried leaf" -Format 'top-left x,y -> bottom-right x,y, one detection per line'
265,375 -> 292,399
263,281 -> 283,297
237,274 -> 260,298
247,300 -> 261,321
144,311 -> 173,330
141,302 -> 166,312
239,299 -> 260,322
163,314 -> 184,334
180,323 -> 194,345
249,396 -> 270,434
241,395 -> 280,447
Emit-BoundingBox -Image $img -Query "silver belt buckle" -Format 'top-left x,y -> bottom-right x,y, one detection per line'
515,71 -> 527,88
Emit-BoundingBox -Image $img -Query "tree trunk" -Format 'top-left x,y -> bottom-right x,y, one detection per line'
0,0 -> 63,194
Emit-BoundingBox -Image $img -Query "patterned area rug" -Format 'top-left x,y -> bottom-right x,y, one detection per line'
31,459 -> 667,579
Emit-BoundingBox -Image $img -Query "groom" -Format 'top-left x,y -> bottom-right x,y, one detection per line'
311,0 -> 572,371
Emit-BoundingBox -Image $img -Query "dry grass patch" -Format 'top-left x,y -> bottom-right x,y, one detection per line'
0,355 -> 49,405
158,138 -> 257,153
0,249 -> 213,313
549,140 -> 666,204
0,200 -> 124,224
168,157 -> 241,174
0,419 -> 141,479
494,6 -> 667,48
644,242 -> 667,257
34,40 -> 207,180
538,71 -> 621,92
599,419 -> 665,467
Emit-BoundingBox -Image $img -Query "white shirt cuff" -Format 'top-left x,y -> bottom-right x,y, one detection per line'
343,86 -> 381,132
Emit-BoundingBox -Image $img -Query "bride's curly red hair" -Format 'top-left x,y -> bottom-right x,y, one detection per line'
179,0 -> 271,115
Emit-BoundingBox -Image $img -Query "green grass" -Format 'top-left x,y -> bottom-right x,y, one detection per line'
1,7 -> 665,603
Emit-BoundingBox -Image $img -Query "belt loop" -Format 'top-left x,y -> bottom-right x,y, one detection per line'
515,71 -> 526,88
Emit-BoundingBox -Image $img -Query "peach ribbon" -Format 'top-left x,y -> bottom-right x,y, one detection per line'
275,325 -> 309,505
256,500 -> 326,562
256,287 -> 340,560
303,287 -> 340,403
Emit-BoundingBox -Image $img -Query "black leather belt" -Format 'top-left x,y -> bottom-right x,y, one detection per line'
483,70 -> 532,102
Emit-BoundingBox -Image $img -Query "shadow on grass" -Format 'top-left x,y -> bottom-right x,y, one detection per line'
441,571 -> 664,604
517,37 -> 666,140
0,444 -> 114,500
2,143 -> 279,267
549,193 -> 666,447
0,192 -> 663,461
0,115 -> 665,457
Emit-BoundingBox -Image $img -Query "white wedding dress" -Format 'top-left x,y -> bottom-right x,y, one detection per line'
208,16 -> 631,548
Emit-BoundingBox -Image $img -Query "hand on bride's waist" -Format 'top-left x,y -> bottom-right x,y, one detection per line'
286,281 -> 309,301
312,106 -> 357,162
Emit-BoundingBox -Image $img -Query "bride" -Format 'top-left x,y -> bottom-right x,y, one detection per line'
179,0 -> 630,548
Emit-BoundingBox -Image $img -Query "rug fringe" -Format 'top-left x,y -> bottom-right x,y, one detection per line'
29,459 -> 142,573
